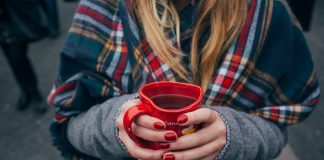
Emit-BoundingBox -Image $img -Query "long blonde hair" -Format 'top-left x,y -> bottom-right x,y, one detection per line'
133,0 -> 247,91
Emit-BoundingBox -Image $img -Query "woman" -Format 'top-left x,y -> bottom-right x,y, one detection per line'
48,0 -> 320,159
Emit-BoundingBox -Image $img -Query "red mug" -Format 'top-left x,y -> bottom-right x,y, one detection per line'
123,81 -> 203,150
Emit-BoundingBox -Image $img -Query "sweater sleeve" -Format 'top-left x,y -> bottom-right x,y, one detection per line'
205,106 -> 287,160
67,94 -> 137,159
47,0 -> 132,158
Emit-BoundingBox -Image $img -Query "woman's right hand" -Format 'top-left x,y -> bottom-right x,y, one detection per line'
116,99 -> 177,160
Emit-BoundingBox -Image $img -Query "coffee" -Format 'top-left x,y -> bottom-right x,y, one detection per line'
151,94 -> 197,109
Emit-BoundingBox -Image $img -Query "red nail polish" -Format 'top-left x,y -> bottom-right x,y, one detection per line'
159,143 -> 170,149
164,154 -> 175,160
154,122 -> 165,129
177,115 -> 188,124
165,133 -> 177,141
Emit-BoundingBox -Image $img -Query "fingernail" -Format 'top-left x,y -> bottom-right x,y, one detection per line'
159,143 -> 170,149
177,115 -> 188,124
165,132 -> 177,141
154,122 -> 165,129
164,154 -> 175,160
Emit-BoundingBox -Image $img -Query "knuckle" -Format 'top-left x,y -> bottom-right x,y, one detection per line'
218,123 -> 227,135
201,108 -> 210,112
197,134 -> 207,143
118,130 -> 124,141
116,118 -> 123,130
176,153 -> 184,160
136,115 -> 146,125
173,139 -> 184,149
205,145 -> 216,155
152,131 -> 162,141
128,149 -> 139,158
198,108 -> 210,116
132,125 -> 140,136
219,138 -> 227,148
208,110 -> 215,121
143,154 -> 155,160
190,111 -> 197,119
137,115 -> 155,129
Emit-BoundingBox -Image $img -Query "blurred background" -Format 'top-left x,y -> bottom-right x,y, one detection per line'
0,0 -> 323,159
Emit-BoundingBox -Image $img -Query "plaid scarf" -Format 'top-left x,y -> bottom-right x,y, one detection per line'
48,0 -> 320,159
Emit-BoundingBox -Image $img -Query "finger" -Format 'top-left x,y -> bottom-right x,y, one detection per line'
135,115 -> 166,130
168,121 -> 224,150
119,129 -> 165,160
117,99 -> 141,130
177,108 -> 218,126
170,111 -> 227,150
132,123 -> 177,142
201,153 -> 218,160
162,137 -> 224,160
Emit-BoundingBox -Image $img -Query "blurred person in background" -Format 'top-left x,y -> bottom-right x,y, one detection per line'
0,0 -> 48,113
37,0 -> 80,39
39,0 -> 60,38
287,0 -> 315,31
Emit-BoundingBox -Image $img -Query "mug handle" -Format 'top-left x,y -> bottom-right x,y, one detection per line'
123,104 -> 151,148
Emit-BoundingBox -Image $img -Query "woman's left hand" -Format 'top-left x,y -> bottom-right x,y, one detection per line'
161,108 -> 227,160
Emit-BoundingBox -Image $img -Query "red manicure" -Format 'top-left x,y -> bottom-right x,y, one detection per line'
177,115 -> 188,124
154,122 -> 165,130
165,132 -> 177,141
159,143 -> 170,149
164,154 -> 175,160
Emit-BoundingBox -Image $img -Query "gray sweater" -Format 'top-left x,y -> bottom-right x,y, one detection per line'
67,94 -> 287,160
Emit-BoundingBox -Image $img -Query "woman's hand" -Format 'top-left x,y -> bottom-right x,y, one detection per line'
116,99 -> 177,160
161,108 -> 227,160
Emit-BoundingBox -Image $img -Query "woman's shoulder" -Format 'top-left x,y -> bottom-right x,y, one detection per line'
63,0 -> 125,61
253,0 -> 307,76
75,0 -> 123,29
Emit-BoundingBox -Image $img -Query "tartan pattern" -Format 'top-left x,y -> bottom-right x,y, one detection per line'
249,71 -> 320,124
48,0 -> 320,159
140,38 -> 176,82
204,0 -> 261,105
